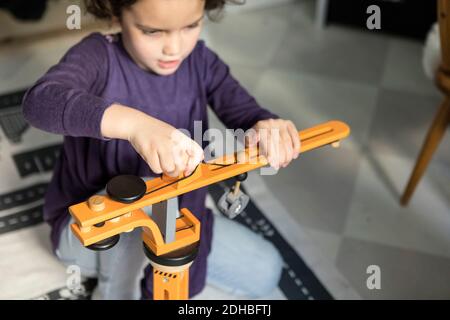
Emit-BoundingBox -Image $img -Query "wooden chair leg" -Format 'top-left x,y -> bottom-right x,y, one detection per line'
400,98 -> 450,206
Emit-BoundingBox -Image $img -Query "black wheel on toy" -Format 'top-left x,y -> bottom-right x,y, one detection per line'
86,234 -> 120,251
143,242 -> 199,267
106,175 -> 147,204
235,172 -> 248,182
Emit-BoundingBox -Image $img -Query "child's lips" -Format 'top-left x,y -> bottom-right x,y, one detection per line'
158,59 -> 180,69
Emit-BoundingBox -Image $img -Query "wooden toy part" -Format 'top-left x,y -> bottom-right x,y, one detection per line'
331,141 -> 341,148
297,120 -> 349,153
69,120 -> 350,250
161,163 -> 203,188
71,207 -> 200,256
152,265 -> 190,300
88,195 -> 105,211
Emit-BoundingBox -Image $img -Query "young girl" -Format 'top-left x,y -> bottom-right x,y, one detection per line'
23,0 -> 300,299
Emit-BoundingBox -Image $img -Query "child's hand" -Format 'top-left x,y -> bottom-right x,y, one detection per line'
127,114 -> 204,177
246,119 -> 300,170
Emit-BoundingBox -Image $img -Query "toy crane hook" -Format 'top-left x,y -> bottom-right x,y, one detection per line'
68,120 -> 350,300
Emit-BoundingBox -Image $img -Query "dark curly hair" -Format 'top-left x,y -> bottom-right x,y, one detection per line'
84,0 -> 245,21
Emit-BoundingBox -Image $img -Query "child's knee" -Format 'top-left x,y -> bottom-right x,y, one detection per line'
248,241 -> 283,298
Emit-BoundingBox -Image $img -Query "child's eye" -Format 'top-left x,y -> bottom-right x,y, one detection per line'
186,23 -> 199,30
142,30 -> 162,36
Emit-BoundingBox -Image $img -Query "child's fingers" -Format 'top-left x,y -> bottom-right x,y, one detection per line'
257,129 -> 270,163
194,141 -> 205,162
277,134 -> 288,168
185,154 -> 199,176
287,121 -> 300,158
267,130 -> 280,170
245,129 -> 259,147
171,142 -> 189,175
146,149 -> 163,174
173,150 -> 189,176
158,148 -> 177,177
280,130 -> 293,167
185,141 -> 204,176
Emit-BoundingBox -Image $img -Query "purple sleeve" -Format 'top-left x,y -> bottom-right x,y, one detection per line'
22,33 -> 114,140
202,42 -> 279,131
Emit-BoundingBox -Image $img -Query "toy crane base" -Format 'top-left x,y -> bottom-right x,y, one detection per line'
143,241 -> 199,300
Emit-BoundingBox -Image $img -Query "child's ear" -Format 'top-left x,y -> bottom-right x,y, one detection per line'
109,15 -> 122,31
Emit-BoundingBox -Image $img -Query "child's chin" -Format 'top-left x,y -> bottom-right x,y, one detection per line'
150,64 -> 180,76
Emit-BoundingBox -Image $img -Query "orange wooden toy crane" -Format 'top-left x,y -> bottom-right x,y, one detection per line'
68,120 -> 350,300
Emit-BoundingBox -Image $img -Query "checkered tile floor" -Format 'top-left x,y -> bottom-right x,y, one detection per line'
205,0 -> 450,299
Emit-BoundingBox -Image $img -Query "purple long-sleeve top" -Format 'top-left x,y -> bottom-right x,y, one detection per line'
22,32 -> 278,298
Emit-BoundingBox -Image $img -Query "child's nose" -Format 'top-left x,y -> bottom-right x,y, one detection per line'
163,32 -> 181,57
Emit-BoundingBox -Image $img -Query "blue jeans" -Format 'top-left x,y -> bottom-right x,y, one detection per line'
56,191 -> 283,299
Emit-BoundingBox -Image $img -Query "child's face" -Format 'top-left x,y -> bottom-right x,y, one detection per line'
120,0 -> 205,76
